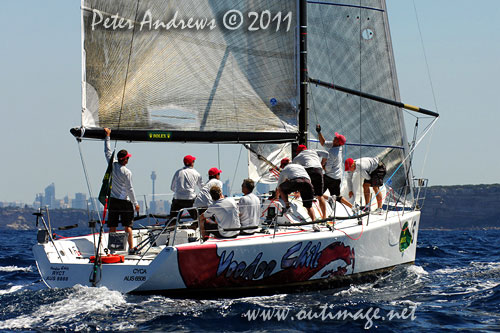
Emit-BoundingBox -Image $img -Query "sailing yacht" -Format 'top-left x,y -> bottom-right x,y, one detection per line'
33,0 -> 438,295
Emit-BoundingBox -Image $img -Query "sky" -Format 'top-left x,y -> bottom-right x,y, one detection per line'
0,0 -> 499,204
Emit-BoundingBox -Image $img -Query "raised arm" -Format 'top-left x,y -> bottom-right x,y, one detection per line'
104,128 -> 113,162
316,125 -> 326,146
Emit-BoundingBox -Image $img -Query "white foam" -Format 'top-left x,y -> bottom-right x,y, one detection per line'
0,285 -> 127,330
465,280 -> 500,293
0,266 -> 33,273
434,267 -> 466,275
335,283 -> 374,297
407,265 -> 428,276
470,261 -> 500,270
0,285 -> 23,295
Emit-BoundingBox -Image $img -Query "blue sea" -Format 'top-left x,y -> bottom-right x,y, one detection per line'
0,229 -> 499,332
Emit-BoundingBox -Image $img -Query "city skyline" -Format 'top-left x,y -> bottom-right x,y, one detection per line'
2,176 -> 245,213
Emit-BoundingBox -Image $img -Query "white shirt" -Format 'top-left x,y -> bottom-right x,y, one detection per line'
292,149 -> 328,169
346,157 -> 380,192
277,163 -> 310,187
323,142 -> 343,180
104,137 -> 138,205
204,198 -> 240,237
171,166 -> 203,200
238,193 -> 261,233
194,178 -> 223,208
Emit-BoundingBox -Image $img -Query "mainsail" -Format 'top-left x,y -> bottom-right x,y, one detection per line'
79,0 -> 299,142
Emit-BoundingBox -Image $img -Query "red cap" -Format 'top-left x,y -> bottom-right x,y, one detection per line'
335,132 -> 346,145
296,144 -> 307,153
208,167 -> 222,176
345,158 -> 354,171
280,157 -> 291,168
117,149 -> 131,160
183,155 -> 196,165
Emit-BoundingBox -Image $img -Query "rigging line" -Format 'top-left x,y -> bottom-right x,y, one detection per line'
358,0 -> 363,202
318,5 -> 343,134
76,140 -> 101,221
364,117 -> 438,210
230,145 -> 243,193
378,117 -> 438,193
412,0 -> 439,183
116,0 -> 142,135
412,0 -> 439,112
217,144 -> 221,170
308,84 -> 320,150
418,118 -> 436,180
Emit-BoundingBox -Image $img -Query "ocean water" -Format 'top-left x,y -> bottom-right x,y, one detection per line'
0,229 -> 498,332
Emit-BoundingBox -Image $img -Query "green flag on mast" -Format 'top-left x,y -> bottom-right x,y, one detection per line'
98,152 -> 114,206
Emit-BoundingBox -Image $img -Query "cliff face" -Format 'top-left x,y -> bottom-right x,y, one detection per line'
1,184 -> 499,230
419,184 -> 500,229
0,208 -> 89,230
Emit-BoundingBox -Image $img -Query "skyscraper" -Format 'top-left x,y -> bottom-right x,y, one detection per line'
150,171 -> 157,213
73,193 -> 87,210
44,183 -> 56,208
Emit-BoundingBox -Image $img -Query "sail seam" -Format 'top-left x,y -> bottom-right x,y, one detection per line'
307,1 -> 384,12
116,0 -> 142,132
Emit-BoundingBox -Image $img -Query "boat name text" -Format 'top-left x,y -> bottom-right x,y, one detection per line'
216,241 -> 321,280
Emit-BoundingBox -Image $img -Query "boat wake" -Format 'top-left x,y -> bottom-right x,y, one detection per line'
0,285 -> 126,331
0,265 -> 33,273
0,285 -> 24,295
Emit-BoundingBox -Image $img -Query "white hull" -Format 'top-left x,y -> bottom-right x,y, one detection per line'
33,206 -> 420,296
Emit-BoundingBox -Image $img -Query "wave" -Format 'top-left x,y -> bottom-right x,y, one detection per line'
0,285 -> 23,295
0,265 -> 33,273
0,285 -> 127,331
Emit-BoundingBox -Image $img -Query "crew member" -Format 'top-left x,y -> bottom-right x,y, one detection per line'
277,158 -> 316,221
194,167 -> 223,212
316,124 -> 352,208
345,157 -> 386,214
200,186 -> 240,239
104,128 -> 140,254
292,144 -> 328,218
238,179 -> 261,234
170,155 -> 203,219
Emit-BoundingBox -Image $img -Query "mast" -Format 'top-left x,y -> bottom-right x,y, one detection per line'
298,0 -> 308,146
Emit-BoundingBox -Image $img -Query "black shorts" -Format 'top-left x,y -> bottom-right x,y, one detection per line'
170,199 -> 197,219
107,197 -> 134,228
324,175 -> 343,202
203,222 -> 238,239
305,167 -> 324,197
364,162 -> 386,187
279,177 -> 315,208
